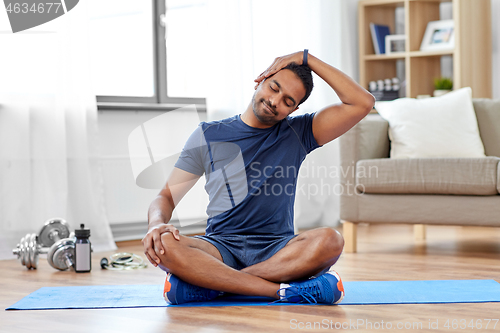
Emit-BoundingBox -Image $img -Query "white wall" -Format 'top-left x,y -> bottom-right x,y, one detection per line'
98,110 -> 162,224
98,110 -> 209,240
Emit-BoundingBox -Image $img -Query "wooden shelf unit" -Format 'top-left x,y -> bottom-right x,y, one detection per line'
358,0 -> 492,98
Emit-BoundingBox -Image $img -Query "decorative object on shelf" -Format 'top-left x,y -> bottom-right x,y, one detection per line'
377,80 -> 385,91
370,23 -> 390,54
384,79 -> 392,91
399,79 -> 406,98
369,77 -> 400,101
420,20 -> 455,52
391,77 -> 400,92
433,77 -> 453,97
385,35 -> 406,54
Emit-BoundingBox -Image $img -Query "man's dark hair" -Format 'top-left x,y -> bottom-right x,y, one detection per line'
283,62 -> 314,106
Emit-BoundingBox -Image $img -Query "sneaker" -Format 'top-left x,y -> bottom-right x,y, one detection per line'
164,273 -> 221,305
277,270 -> 345,304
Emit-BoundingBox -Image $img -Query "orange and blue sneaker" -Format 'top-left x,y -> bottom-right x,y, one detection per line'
163,273 -> 221,305
276,270 -> 344,305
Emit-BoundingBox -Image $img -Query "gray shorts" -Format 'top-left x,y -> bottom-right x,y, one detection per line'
195,234 -> 297,270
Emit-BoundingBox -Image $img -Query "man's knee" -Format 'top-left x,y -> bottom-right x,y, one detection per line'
159,232 -> 183,262
161,231 -> 178,246
317,228 -> 344,257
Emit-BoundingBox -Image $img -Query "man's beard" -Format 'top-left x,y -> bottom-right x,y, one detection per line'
251,95 -> 279,127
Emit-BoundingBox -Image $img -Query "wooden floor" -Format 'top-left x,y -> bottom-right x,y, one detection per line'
1,224 -> 500,333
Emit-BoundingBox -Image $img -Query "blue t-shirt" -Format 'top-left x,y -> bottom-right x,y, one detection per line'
174,113 -> 320,237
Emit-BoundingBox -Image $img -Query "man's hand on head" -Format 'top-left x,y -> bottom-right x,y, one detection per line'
254,51 -> 305,89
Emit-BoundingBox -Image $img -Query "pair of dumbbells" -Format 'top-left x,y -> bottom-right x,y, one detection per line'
12,218 -> 75,271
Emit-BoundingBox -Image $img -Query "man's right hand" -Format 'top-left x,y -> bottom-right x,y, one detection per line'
142,223 -> 180,267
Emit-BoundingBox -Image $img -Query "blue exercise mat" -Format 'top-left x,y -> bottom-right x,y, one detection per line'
6,279 -> 500,310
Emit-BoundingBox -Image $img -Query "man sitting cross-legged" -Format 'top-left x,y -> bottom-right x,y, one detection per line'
142,50 -> 375,305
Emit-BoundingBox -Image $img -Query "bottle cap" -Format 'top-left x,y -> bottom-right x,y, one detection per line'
75,223 -> 90,238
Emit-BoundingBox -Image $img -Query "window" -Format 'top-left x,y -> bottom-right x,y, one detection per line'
88,0 -> 205,107
165,0 -> 209,98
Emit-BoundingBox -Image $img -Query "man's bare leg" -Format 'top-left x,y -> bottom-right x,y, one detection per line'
158,227 -> 343,299
157,233 -> 281,299
241,227 -> 344,282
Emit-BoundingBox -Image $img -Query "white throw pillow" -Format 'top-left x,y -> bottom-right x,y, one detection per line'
375,87 -> 486,158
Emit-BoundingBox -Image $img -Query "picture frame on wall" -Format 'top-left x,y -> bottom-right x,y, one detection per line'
385,35 -> 406,54
420,20 -> 455,51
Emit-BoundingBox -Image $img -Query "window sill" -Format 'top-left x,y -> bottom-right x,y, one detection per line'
97,102 -> 207,112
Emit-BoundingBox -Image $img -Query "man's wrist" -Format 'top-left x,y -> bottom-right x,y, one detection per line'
303,49 -> 309,66
148,218 -> 167,229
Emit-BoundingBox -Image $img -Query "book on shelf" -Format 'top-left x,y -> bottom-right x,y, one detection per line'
370,23 -> 390,55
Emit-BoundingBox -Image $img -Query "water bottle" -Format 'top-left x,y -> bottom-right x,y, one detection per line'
75,224 -> 91,273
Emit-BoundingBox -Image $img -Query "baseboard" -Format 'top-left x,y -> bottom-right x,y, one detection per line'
110,219 -> 207,242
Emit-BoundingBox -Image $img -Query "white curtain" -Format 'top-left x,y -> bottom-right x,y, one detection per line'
0,2 -> 116,259
203,0 -> 360,229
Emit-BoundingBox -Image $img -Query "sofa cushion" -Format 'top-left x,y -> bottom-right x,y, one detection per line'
473,99 -> 500,158
375,88 -> 486,159
356,157 -> 500,195
357,115 -> 390,160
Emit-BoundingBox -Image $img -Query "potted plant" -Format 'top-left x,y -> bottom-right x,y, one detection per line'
433,78 -> 453,97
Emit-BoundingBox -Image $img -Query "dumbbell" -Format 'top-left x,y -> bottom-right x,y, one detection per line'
12,233 -> 44,269
38,218 -> 71,248
12,218 -> 74,270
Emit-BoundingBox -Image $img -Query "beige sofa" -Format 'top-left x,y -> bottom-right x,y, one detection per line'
339,99 -> 500,253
